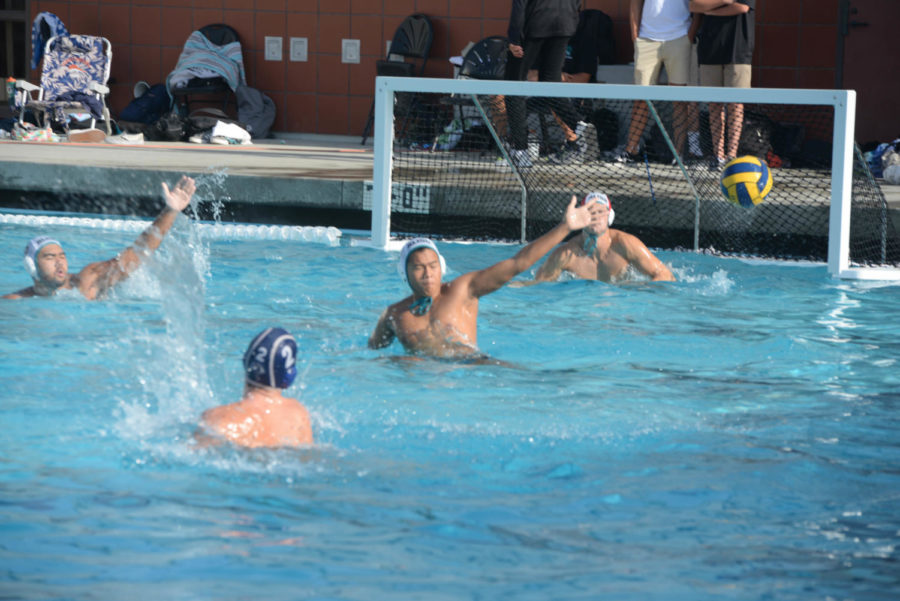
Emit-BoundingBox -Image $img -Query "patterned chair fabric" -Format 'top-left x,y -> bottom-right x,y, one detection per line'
17,35 -> 112,134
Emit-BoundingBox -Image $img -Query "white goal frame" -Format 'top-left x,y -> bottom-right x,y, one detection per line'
369,76 -> 900,280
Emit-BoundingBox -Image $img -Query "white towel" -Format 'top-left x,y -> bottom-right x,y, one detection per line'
210,120 -> 251,145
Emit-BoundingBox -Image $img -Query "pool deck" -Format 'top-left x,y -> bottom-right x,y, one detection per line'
0,133 -> 374,220
1,132 -> 899,231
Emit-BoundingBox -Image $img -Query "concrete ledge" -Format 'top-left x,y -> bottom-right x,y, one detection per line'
2,136 -> 899,251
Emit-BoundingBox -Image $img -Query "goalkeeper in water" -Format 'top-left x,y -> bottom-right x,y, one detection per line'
531,192 -> 675,283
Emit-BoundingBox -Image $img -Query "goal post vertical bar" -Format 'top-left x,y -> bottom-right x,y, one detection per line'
371,76 -> 394,249
828,89 -> 855,277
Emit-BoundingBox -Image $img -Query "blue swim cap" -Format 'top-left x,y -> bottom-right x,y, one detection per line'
243,327 -> 298,389
24,235 -> 62,279
397,238 -> 447,287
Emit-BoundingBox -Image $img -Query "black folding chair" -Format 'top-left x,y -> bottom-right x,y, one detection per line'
458,36 -> 509,81
361,14 -> 433,145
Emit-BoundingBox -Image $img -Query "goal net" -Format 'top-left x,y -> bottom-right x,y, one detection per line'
367,76 -> 900,280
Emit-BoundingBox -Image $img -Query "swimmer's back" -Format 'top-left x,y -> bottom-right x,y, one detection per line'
200,396 -> 313,448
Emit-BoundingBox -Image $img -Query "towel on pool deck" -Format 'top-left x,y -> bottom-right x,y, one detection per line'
31,12 -> 69,70
166,31 -> 246,95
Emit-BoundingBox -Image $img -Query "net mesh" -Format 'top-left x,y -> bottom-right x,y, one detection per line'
380,87 -> 900,267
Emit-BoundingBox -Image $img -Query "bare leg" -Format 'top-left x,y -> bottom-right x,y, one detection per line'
625,100 -> 648,155
551,111 -> 577,142
709,101 -> 726,160
725,102 -> 744,159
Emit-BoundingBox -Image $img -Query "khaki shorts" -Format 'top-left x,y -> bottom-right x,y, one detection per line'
699,64 -> 752,88
689,43 -> 699,86
633,35 -> 691,85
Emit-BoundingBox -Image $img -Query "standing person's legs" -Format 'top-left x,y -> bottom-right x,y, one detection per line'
504,54 -> 528,150
535,36 -> 582,132
724,64 -> 752,159
660,35 -> 692,159
624,38 -> 663,157
504,39 -> 543,150
685,41 -> 703,158
700,64 -> 726,162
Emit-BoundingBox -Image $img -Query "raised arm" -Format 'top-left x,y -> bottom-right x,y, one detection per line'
466,196 -> 600,298
77,176 -> 196,297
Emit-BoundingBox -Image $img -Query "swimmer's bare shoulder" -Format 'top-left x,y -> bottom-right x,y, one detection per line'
196,398 -> 313,448
611,229 -> 675,281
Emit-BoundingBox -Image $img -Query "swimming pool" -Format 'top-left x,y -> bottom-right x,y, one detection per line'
1,211 -> 899,600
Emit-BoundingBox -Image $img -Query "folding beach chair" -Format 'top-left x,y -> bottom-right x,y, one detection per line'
15,34 -> 112,135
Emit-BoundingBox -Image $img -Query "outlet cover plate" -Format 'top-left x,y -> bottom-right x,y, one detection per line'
290,37 -> 308,62
265,36 -> 282,61
342,39 -> 360,64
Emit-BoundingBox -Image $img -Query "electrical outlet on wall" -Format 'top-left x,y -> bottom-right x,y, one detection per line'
265,36 -> 282,61
290,37 -> 308,62
342,39 -> 360,64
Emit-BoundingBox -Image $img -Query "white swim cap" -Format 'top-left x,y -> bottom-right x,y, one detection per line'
24,236 -> 62,279
397,238 -> 447,287
579,192 -> 615,226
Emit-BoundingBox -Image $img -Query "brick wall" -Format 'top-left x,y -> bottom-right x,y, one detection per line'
28,0 -> 839,136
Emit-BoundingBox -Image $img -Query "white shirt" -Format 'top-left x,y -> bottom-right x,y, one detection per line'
639,0 -> 691,42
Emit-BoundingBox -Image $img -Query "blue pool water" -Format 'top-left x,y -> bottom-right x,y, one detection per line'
1,212 -> 899,600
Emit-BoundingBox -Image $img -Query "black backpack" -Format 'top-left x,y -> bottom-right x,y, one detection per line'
118,83 -> 171,124
236,84 -> 276,139
739,111 -> 775,157
152,110 -> 187,141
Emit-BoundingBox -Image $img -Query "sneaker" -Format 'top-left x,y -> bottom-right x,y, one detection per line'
574,120 -> 588,139
510,148 -> 532,169
613,147 -> 640,164
550,138 -> 586,164
105,132 -> 144,145
688,131 -> 703,157
707,156 -> 727,170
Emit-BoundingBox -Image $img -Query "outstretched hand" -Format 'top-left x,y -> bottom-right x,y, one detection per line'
162,176 -> 196,212
563,195 -> 602,231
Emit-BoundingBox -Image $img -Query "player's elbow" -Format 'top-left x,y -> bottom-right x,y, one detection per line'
652,267 -> 676,282
368,333 -> 390,349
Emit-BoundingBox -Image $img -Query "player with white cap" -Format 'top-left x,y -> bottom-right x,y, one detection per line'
533,191 -> 675,283
3,176 -> 197,300
369,195 -> 603,358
